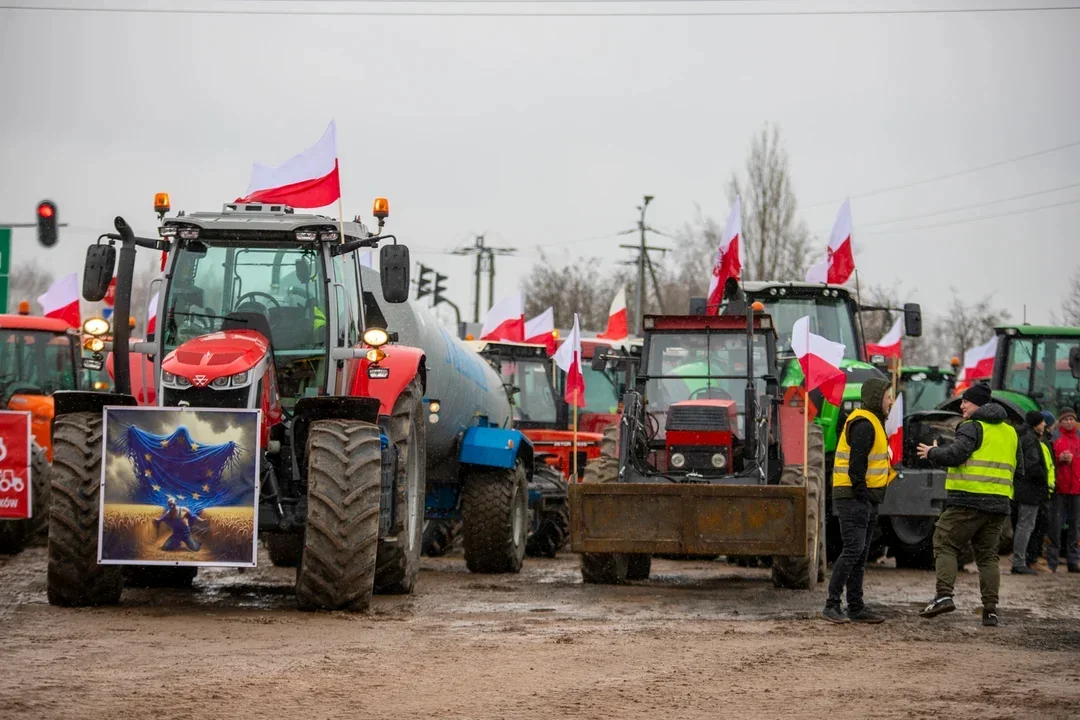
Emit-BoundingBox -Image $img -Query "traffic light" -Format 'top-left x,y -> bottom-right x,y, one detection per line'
416,264 -> 433,299
36,200 -> 57,248
434,272 -> 448,305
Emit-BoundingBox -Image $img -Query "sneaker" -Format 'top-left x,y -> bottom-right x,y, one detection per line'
982,609 -> 999,627
919,596 -> 956,618
821,605 -> 850,624
1011,566 -> 1038,575
848,607 -> 885,624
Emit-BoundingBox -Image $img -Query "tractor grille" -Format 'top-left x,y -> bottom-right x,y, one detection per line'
162,386 -> 249,409
666,404 -> 730,432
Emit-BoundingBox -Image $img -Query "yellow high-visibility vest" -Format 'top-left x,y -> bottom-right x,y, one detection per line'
833,408 -> 896,489
945,420 -> 1017,499
1042,441 -> 1057,496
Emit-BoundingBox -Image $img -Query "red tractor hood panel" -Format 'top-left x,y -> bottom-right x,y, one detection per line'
162,330 -> 269,384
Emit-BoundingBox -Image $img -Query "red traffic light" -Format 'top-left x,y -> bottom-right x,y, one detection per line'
38,202 -> 55,218
36,200 -> 58,248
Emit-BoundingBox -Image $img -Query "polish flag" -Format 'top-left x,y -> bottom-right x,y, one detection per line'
146,290 -> 160,335
960,335 -> 997,383
805,199 -> 856,285
792,315 -> 846,407
866,316 -> 903,359
597,287 -> 629,341
37,272 -> 80,328
706,197 -> 742,313
553,313 -> 586,408
480,291 -> 525,342
525,307 -> 557,354
236,121 -> 341,209
885,393 -> 904,465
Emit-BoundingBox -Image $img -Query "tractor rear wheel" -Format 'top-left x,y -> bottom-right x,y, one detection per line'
581,553 -> 629,584
525,466 -> 570,558
422,519 -> 460,557
578,429 -> 633,582
375,377 -> 426,594
772,423 -> 825,590
296,419 -> 382,611
47,412 -> 123,606
265,534 -> 304,567
462,462 -> 528,574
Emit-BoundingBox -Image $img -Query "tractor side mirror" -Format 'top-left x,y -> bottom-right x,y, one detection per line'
591,354 -> 607,372
903,303 -> 923,337
83,244 -> 117,302
1070,346 -> 1080,380
380,244 -> 410,303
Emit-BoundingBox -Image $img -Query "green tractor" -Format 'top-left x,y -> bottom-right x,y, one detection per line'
900,364 -> 959,414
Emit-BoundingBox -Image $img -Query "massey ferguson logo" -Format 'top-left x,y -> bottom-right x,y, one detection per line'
192,375 -> 209,387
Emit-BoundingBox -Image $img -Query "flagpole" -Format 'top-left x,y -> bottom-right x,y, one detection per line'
803,320 -> 810,479
336,197 -> 347,246
572,399 -> 579,482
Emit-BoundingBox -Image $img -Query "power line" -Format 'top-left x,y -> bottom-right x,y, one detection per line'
857,195 -> 1080,238
803,138 -> 1080,210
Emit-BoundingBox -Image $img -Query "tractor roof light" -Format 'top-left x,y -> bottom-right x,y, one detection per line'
17,300 -> 30,315
363,327 -> 389,348
373,197 -> 390,220
751,301 -> 765,313
154,192 -> 171,215
295,230 -> 317,241
83,317 -> 111,337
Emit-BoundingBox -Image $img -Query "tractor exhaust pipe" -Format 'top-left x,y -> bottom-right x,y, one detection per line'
111,216 -> 137,397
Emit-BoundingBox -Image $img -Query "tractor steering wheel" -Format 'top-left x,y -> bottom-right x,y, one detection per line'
689,386 -> 733,401
235,291 -> 281,312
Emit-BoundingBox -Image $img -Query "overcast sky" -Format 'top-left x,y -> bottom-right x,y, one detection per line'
2,1 -> 1078,335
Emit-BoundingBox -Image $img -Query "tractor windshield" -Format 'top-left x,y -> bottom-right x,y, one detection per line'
1003,335 -> 1080,417
0,329 -> 79,397
497,358 -> 559,425
581,365 -> 621,415
643,331 -> 769,437
902,372 -> 951,414
761,294 -> 860,361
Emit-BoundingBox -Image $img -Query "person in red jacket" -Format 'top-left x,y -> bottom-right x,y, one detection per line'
1050,407 -> 1080,573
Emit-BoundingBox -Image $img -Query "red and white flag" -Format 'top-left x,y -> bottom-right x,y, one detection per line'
866,316 -> 903,359
885,393 -> 904,465
236,121 -> 341,208
553,313 -> 586,408
792,315 -> 846,407
597,287 -> 629,341
805,199 -> 856,285
960,335 -> 997,382
706,197 -> 742,312
480,291 -> 525,342
146,290 -> 160,335
37,272 -> 80,328
524,306 -> 556,354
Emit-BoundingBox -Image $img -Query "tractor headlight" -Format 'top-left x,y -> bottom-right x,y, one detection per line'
84,338 -> 105,353
429,413 -> 440,424
363,327 -> 389,348
670,452 -> 686,469
161,371 -> 176,385
711,453 -> 727,469
231,371 -> 250,386
429,400 -> 441,413
212,376 -> 230,388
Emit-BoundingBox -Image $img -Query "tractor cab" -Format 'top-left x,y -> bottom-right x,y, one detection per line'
467,339 -> 564,429
901,365 -> 957,414
990,325 -> 1080,418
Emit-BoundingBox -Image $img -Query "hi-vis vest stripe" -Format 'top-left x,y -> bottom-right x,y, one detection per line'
834,408 -> 896,489
945,420 -> 1017,499
1042,441 -> 1057,493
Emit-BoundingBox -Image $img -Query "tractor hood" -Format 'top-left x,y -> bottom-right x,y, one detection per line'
162,330 -> 269,388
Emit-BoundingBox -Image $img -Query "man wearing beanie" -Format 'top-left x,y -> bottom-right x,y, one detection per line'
1011,411 -> 1051,575
1050,406 -> 1080,572
822,377 -> 893,624
917,383 -> 1023,627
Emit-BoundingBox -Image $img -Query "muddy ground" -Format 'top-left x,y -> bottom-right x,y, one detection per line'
1,547 -> 1079,720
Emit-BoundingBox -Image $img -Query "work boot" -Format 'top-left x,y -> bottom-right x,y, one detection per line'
1011,566 -> 1038,575
982,609 -> 999,627
919,595 -> 955,618
848,607 -> 884,624
821,604 -> 850,624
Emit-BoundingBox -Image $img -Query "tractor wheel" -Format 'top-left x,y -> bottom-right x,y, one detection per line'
626,554 -> 652,580
123,566 -> 198,589
0,443 -> 50,556
422,519 -> 460,557
462,461 -> 528,574
264,534 -> 304,567
525,466 -> 570,559
581,553 -> 629,584
47,412 -> 123,607
772,423 -> 825,590
582,423 -> 618,483
296,419 -> 382,611
578,427 -> 633,580
375,377 -> 426,594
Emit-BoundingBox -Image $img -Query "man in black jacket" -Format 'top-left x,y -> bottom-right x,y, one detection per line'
1012,411 -> 1049,575
917,384 -> 1024,627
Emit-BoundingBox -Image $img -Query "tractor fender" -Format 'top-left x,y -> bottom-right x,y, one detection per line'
289,396 -> 383,486
348,346 -> 426,416
459,425 -> 534,480
50,390 -> 139,431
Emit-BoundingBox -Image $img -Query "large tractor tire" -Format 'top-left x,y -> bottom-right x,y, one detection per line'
375,377 -> 426,594
772,423 -> 825,590
626,553 -> 652,581
296,420 -> 382,611
422,518 -> 460,557
0,443 -> 50,555
889,516 -> 937,570
47,413 -> 123,607
264,534 -> 304,567
578,428 -> 636,582
581,552 -> 629,584
462,461 -> 528,574
525,466 -> 570,558
123,566 -> 198,589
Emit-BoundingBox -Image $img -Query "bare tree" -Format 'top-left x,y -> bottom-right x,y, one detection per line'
936,290 -> 1011,364
1055,265 -> 1080,325
728,123 -> 813,281
522,253 -> 627,332
858,282 -> 939,365
8,259 -> 55,313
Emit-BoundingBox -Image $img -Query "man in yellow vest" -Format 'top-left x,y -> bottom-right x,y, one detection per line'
822,378 -> 894,624
916,384 -> 1024,627
1011,411 -> 1053,575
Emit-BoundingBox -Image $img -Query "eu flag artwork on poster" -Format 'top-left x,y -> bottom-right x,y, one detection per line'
98,407 -> 261,567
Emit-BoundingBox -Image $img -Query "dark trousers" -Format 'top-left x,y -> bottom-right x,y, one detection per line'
827,497 -> 878,611
1048,494 -> 1080,569
933,506 -> 1006,611
1027,498 -> 1052,565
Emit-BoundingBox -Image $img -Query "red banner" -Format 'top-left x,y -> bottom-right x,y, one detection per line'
0,412 -> 32,520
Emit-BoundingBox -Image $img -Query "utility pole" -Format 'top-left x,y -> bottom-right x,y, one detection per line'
617,195 -> 669,333
451,234 -> 517,322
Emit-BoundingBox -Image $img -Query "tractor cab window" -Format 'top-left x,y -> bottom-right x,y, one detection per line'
497,358 -> 558,425
164,241 -> 329,407
1016,336 -> 1080,417
580,365 -> 621,415
902,372 -> 951,414
0,330 -> 79,398
763,295 -> 859,361
1004,338 -> 1035,393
